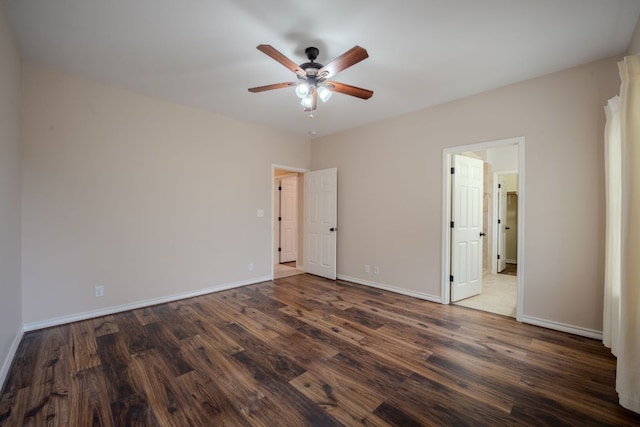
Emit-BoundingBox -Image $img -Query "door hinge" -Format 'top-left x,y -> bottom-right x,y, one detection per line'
278,186 -> 282,191
498,183 -> 501,189
278,217 -> 281,221
498,219 -> 501,224
450,221 -> 454,228
450,167 -> 455,174
450,275 -> 454,282
278,247 -> 282,252
497,254 -> 501,260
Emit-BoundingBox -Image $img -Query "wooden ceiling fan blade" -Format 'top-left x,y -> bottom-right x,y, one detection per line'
248,82 -> 297,93
257,45 -> 306,76
318,46 -> 369,79
327,82 -> 373,100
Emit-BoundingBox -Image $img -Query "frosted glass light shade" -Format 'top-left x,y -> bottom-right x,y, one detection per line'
300,95 -> 314,108
317,85 -> 332,103
295,83 -> 310,98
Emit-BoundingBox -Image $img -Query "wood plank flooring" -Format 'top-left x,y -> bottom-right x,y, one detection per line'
1,274 -> 639,426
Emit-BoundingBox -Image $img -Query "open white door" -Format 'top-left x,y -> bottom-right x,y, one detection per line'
304,168 -> 337,279
279,175 -> 298,263
497,176 -> 507,272
451,155 -> 483,302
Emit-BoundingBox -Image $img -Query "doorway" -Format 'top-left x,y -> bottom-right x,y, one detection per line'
442,137 -> 525,321
504,191 -> 519,272
271,165 -> 339,281
494,172 -> 518,275
456,169 -> 519,317
273,167 -> 305,279
276,174 -> 298,264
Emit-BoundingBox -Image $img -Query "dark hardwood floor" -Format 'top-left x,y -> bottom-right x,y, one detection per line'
1,274 -> 638,426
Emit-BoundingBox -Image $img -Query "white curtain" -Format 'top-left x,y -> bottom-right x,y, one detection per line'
604,54 -> 640,414
603,96 -> 621,355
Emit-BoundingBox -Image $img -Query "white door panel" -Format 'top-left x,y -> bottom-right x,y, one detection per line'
451,155 -> 484,302
305,168 -> 337,279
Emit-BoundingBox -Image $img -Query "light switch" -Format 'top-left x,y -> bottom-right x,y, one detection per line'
257,209 -> 264,217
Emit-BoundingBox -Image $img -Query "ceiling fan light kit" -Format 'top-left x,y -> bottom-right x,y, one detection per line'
248,44 -> 373,112
295,82 -> 310,98
317,85 -> 332,103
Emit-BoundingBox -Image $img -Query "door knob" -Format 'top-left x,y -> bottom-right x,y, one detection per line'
505,227 -> 510,230
330,227 -> 337,232
479,232 -> 486,237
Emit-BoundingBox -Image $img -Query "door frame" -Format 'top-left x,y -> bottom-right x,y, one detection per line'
441,137 -> 525,322
272,164 -> 308,280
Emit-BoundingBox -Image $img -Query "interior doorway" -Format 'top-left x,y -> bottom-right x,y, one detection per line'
460,168 -> 518,318
273,166 -> 305,279
494,172 -> 519,275
276,174 -> 298,264
442,137 -> 525,321
271,165 -> 339,281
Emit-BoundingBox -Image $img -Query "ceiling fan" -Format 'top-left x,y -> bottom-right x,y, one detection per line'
248,45 -> 373,112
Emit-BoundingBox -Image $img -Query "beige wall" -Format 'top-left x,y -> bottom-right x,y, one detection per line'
487,144 -> 518,172
21,64 -> 310,325
0,3 -> 23,384
503,174 -> 518,192
311,56 -> 620,333
628,17 -> 640,55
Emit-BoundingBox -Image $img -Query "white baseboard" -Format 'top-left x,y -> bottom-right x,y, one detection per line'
521,315 -> 602,340
0,326 -> 24,391
506,260 -> 517,264
23,275 -> 272,332
337,274 -> 442,303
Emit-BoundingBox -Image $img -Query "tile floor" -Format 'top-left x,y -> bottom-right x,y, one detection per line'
274,263 -> 304,279
454,271 -> 517,317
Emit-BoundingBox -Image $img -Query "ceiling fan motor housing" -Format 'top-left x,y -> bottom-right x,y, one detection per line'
305,47 -> 319,62
300,47 -> 323,80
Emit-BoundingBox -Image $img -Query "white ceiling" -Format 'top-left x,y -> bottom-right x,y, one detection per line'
5,0 -> 640,138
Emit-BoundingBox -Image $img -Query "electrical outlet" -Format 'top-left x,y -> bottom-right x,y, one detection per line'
248,262 -> 255,271
374,266 -> 380,275
364,264 -> 370,273
95,285 -> 104,297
